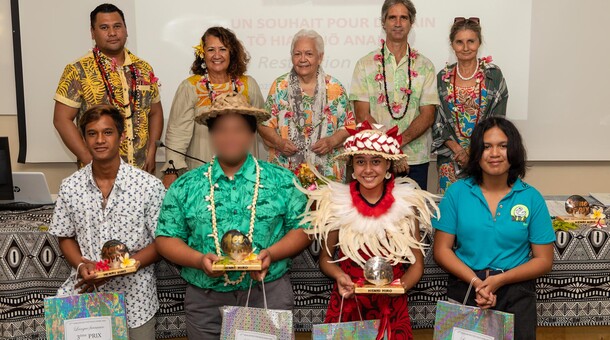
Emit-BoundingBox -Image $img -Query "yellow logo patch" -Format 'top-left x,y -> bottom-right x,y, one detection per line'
511,204 -> 530,222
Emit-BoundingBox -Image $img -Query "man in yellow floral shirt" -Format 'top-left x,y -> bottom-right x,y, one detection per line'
53,3 -> 163,173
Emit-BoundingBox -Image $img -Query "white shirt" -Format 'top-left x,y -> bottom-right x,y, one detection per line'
49,160 -> 165,328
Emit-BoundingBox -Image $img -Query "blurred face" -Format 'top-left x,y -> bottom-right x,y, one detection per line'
291,37 -> 322,79
479,127 -> 510,177
209,113 -> 255,164
451,29 -> 481,63
204,35 -> 231,75
352,155 -> 391,190
91,12 -> 127,55
383,4 -> 412,43
84,115 -> 124,162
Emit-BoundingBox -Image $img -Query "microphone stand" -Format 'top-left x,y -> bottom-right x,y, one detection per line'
156,140 -> 207,164
157,140 -> 206,177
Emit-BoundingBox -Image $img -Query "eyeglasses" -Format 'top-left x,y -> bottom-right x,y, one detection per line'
454,17 -> 480,25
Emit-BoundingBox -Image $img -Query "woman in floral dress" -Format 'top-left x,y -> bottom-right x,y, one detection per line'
259,29 -> 355,182
432,17 -> 508,193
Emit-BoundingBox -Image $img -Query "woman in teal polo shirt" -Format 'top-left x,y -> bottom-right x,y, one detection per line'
433,117 -> 555,339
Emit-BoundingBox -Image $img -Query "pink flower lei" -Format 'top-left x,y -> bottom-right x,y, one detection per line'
374,39 -> 419,120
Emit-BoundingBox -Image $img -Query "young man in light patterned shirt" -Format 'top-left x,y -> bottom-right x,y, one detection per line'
350,0 -> 440,190
49,105 -> 165,340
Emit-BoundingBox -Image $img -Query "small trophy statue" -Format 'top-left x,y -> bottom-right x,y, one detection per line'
565,195 -> 591,217
94,240 -> 140,278
212,229 -> 262,271
355,256 -> 405,294
555,195 -> 606,227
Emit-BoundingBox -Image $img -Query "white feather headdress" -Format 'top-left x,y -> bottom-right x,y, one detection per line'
298,173 -> 439,268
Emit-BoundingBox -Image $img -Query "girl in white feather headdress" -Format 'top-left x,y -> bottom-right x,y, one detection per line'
299,121 -> 439,340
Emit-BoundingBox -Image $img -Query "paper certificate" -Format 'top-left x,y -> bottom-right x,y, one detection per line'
64,316 -> 112,340
235,330 -> 277,340
451,327 -> 495,340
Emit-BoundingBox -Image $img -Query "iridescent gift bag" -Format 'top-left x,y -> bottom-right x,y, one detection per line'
313,319 -> 385,339
312,296 -> 387,340
44,292 -> 128,340
433,300 -> 514,339
220,280 -> 294,339
433,277 -> 514,339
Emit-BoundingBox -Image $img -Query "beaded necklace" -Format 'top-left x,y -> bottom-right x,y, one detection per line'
200,72 -> 240,101
443,57 -> 490,139
92,47 -> 141,123
375,40 -> 418,120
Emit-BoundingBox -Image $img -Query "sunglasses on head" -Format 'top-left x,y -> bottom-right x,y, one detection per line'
454,17 -> 480,24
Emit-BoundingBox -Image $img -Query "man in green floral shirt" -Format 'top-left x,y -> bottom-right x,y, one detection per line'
155,93 -> 310,338
350,0 -> 440,190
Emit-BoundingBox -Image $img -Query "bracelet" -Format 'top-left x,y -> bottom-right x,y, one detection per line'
470,276 -> 479,286
76,262 -> 86,278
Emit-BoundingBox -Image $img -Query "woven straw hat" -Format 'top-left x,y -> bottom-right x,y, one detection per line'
194,92 -> 270,126
334,121 -> 407,161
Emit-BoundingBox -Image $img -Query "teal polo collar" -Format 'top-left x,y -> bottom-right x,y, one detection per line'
464,177 -> 529,205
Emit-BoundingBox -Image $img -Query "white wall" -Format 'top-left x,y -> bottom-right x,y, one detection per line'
516,0 -> 610,160
0,0 -> 609,194
0,0 -> 16,115
14,0 -> 536,161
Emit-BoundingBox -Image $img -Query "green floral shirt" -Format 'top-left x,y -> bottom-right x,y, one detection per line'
350,45 -> 440,164
155,154 -> 307,292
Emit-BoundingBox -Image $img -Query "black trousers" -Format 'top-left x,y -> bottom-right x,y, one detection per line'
446,274 -> 537,340
396,162 -> 429,190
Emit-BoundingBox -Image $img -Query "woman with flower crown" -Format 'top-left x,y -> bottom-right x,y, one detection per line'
432,17 -> 509,193
300,121 -> 438,340
161,26 -> 264,188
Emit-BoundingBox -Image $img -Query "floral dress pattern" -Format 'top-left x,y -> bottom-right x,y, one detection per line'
432,60 -> 508,194
438,84 -> 488,193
